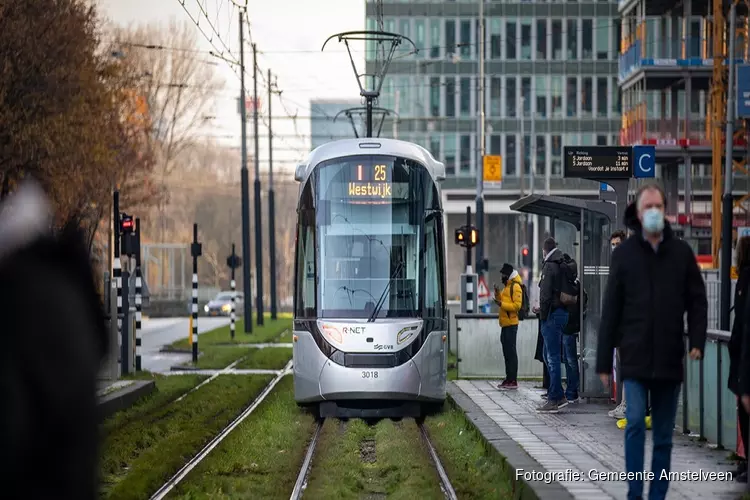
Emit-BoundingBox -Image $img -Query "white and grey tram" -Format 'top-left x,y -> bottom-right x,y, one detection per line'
291,138 -> 448,419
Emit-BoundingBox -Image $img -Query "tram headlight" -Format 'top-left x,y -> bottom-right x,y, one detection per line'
397,326 -> 417,344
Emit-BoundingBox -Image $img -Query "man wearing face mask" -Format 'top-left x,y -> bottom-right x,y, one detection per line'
596,183 -> 707,500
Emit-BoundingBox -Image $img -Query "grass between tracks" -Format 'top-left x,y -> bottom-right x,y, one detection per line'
424,401 -> 515,499
99,374 -> 272,500
167,375 -> 316,499
169,313 -> 292,350
181,346 -> 293,370
172,314 -> 293,369
304,419 -> 445,499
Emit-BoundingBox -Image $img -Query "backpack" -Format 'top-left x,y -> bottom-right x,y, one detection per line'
558,254 -> 580,307
564,283 -> 588,335
510,281 -> 531,320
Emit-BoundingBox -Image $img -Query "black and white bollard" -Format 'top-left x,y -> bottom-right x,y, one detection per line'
190,223 -> 202,364
230,246 -> 236,340
134,217 -> 143,371
226,243 -> 241,340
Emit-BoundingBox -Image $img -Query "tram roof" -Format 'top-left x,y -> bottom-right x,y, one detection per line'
293,138 -> 446,184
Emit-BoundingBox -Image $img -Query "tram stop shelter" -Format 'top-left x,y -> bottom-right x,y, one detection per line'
510,194 -> 615,400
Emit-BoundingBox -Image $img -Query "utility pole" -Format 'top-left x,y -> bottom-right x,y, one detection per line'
519,98 -> 527,257
268,69 -> 278,320
720,2 -> 737,331
239,12 -> 253,333
475,0 -> 486,288
252,43 -> 264,326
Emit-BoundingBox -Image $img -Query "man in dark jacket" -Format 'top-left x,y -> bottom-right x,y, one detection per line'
596,183 -> 707,500
536,237 -> 570,413
0,181 -> 108,500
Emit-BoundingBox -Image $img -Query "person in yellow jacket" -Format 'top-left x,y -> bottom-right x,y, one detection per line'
493,263 -> 524,390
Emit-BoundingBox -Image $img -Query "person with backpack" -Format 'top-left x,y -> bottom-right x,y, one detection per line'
493,263 -> 527,390
536,237 -> 573,413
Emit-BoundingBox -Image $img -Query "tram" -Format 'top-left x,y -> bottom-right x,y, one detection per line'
291,138 -> 448,419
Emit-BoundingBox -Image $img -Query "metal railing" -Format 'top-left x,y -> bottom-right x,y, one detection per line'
679,329 -> 737,452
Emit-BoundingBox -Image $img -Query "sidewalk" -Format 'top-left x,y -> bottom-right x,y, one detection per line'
450,380 -> 746,500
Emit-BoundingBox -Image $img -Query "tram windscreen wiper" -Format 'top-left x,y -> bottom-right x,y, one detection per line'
367,260 -> 403,323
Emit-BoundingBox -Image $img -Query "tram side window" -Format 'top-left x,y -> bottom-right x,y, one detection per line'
423,215 -> 444,318
295,221 -> 315,318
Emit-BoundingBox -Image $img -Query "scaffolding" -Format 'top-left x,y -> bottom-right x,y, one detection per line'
618,0 -> 750,266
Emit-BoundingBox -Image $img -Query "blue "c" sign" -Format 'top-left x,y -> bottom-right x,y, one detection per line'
633,145 -> 656,179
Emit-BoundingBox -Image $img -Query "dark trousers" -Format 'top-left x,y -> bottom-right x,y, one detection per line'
740,398 -> 750,462
501,325 -> 519,382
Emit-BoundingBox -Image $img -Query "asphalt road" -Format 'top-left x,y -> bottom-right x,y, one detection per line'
140,316 -> 230,372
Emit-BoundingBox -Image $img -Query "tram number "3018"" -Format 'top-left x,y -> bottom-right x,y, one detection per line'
361,371 -> 379,379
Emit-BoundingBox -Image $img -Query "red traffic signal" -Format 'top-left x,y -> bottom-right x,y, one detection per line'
520,244 -> 531,268
120,213 -> 134,233
521,246 -> 529,257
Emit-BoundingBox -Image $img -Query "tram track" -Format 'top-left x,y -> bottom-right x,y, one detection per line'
289,418 -> 457,500
148,359 -> 293,500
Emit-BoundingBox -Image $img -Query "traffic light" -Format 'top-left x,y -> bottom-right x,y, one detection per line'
520,244 -> 531,268
454,225 -> 479,248
120,213 -> 134,234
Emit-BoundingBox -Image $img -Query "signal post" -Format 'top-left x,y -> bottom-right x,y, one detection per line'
455,206 -> 481,314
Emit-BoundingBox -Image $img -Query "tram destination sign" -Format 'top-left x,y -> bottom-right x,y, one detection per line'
563,146 -> 633,179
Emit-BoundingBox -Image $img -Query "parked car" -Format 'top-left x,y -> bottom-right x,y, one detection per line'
204,291 -> 244,317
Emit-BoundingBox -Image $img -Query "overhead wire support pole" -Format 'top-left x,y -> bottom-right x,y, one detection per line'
721,1 -> 738,331
239,11 -> 252,333
253,42 -> 264,326
268,69 -> 278,320
475,0 -> 486,283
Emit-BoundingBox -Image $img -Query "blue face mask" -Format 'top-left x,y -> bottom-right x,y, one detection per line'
642,208 -> 665,234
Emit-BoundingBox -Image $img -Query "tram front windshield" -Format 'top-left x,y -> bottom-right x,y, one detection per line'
312,155 -> 438,319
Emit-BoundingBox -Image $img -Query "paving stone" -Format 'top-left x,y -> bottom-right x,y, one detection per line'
450,380 -> 747,500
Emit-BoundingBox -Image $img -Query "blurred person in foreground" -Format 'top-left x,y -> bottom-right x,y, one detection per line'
597,183 -> 707,500
732,236 -> 750,482
0,180 -> 108,500
494,263 -> 523,390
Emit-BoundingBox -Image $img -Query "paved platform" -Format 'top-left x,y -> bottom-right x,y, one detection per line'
98,379 -> 155,419
450,380 -> 746,500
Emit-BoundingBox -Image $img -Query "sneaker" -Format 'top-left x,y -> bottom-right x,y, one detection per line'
541,393 -> 548,400
497,379 -> 509,390
500,381 -> 518,390
557,398 -> 569,409
536,400 -> 559,413
608,402 -> 626,419
566,396 -> 581,404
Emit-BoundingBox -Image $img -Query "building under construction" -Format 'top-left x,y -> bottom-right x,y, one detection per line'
618,0 -> 750,268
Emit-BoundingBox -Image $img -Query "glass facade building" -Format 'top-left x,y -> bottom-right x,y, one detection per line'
364,0 -> 622,190
361,0 -> 622,296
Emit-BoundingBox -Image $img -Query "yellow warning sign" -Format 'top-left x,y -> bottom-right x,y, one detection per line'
483,155 -> 502,183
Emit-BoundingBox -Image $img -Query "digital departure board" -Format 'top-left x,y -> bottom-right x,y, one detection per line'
563,146 -> 633,179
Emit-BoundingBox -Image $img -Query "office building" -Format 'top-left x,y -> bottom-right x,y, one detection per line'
365,1 -> 622,294
310,98 -> 362,149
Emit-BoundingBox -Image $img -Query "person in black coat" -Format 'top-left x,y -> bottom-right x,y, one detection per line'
0,181 -> 108,500
730,236 -> 750,483
596,183 -> 707,500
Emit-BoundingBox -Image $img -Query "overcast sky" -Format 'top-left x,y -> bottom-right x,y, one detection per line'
98,0 -> 365,172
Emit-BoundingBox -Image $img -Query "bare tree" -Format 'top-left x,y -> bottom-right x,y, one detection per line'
109,19 -> 224,241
